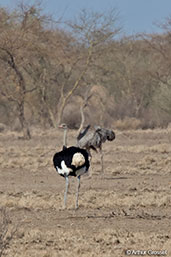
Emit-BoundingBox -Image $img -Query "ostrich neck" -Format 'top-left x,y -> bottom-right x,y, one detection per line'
63,128 -> 67,147
78,106 -> 85,135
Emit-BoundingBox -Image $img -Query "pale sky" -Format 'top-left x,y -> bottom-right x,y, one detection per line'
0,0 -> 171,35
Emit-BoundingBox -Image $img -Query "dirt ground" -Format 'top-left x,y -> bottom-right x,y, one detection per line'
0,127 -> 171,257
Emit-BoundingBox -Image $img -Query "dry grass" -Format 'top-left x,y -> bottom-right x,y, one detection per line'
0,128 -> 171,257
113,117 -> 142,130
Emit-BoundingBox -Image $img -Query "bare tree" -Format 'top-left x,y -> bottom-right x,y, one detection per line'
55,8 -> 121,124
0,5 -> 40,138
141,18 -> 171,123
0,47 -> 33,139
0,3 -> 52,135
0,4 -> 122,130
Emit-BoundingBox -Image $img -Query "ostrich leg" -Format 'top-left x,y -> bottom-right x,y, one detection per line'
64,176 -> 69,208
99,146 -> 104,174
75,175 -> 81,209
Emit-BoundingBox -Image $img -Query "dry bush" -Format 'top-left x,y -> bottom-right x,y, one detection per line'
62,85 -> 114,128
139,107 -> 170,129
114,117 -> 142,130
62,97 -> 82,128
0,123 -> 7,133
87,85 -> 115,126
0,208 -> 16,257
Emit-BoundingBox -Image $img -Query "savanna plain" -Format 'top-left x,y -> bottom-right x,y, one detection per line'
0,127 -> 171,257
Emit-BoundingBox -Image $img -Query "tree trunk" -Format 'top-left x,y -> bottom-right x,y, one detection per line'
0,48 -> 31,139
56,98 -> 66,125
56,44 -> 92,125
18,102 -> 31,140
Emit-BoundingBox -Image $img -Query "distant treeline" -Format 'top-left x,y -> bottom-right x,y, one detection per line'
0,2 -> 171,138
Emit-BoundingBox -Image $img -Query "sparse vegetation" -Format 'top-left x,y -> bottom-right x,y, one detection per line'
0,128 -> 171,256
0,3 -> 170,256
0,208 -> 16,257
0,2 -> 171,136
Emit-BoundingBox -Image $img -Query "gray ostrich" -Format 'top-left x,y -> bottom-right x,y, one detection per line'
77,125 -> 115,173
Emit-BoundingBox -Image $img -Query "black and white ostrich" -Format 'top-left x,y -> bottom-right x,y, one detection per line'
53,124 -> 90,209
77,125 -> 115,173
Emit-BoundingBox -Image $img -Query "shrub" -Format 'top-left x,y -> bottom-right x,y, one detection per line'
114,117 -> 142,130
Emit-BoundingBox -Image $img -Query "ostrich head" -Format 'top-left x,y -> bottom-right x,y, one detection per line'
106,130 -> 115,141
58,123 -> 68,129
